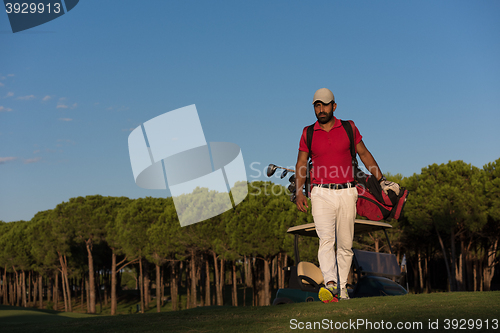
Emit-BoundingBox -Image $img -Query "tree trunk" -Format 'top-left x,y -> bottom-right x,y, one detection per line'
271,257 -> 276,290
0,268 -> 3,305
251,258 -> 256,306
64,262 -> 72,312
58,253 -> 72,312
465,239 -> 473,291
17,270 -> 22,306
185,261 -> 191,309
111,252 -> 117,315
96,271 -> 103,314
190,251 -> 197,308
161,268 -> 164,307
10,273 -> 14,306
435,225 -> 453,291
425,250 -> 431,293
8,275 -> 13,306
28,271 -> 33,307
31,272 -> 36,307
38,275 -> 43,308
33,274 -> 38,308
61,270 -> 68,311
212,251 -> 222,306
205,256 -> 210,306
86,278 -> 90,313
282,254 -> 287,289
12,268 -> 18,307
278,253 -> 283,289
417,250 -> 424,293
21,271 -> 27,307
232,261 -> 238,306
473,258 -> 478,292
144,265 -> 150,310
456,250 -> 463,291
253,259 -> 265,306
483,238 -> 498,291
32,272 -> 35,307
54,273 -> 59,311
264,258 -> 271,306
244,256 -> 252,288
450,227 -> 458,291
218,258 -> 225,306
479,256 -> 484,292
170,262 -> 178,311
139,258 -> 144,313
110,253 -> 138,315
86,240 -> 96,314
13,273 -> 18,306
2,266 -> 6,305
47,276 -> 52,305
156,264 -> 161,313
9,273 -> 13,306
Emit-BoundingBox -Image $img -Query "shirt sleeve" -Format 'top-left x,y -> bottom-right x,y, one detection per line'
298,127 -> 309,152
354,123 -> 362,145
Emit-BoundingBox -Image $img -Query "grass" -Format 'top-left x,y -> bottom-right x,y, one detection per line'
41,286 -> 261,315
1,291 -> 499,332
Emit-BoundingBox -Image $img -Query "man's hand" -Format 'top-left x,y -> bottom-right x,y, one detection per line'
380,180 -> 400,196
295,192 -> 309,212
295,150 -> 309,212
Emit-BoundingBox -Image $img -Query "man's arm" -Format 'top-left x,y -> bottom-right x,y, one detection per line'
356,140 -> 400,195
356,140 -> 383,181
295,150 -> 309,212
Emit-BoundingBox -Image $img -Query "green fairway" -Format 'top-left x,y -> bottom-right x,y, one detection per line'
1,291 -> 499,332
0,305 -> 96,328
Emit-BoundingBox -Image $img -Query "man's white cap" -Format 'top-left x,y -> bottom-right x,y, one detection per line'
312,88 -> 335,104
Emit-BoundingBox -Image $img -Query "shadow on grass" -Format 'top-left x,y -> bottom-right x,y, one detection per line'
0,304 -> 96,326
2,292 -> 499,333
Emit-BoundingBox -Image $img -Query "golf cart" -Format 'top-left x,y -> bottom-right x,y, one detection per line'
273,219 -> 407,305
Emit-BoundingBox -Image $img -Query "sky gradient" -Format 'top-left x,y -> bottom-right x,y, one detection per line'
1,0 -> 499,222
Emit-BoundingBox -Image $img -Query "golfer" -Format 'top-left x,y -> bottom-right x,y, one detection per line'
294,88 -> 397,302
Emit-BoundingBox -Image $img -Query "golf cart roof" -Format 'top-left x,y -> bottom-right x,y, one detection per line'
287,219 -> 392,238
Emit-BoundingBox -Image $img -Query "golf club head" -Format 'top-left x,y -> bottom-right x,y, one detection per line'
280,169 -> 288,179
266,164 -> 278,177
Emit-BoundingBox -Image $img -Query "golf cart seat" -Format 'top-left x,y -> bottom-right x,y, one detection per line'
297,261 -> 324,288
352,249 -> 403,281
274,220 -> 407,304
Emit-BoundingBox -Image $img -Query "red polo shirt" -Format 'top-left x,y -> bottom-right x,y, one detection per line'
299,118 -> 362,184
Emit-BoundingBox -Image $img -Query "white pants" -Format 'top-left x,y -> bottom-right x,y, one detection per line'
311,186 -> 358,289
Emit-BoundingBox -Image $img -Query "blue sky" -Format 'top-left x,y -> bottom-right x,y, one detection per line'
1,0 -> 499,222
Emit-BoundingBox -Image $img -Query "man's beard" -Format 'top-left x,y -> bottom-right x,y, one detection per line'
316,110 -> 334,124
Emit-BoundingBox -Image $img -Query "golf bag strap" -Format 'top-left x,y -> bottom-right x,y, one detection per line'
341,120 -> 356,160
307,121 -> 355,158
304,124 -> 315,197
341,120 -> 360,179
306,121 -> 359,183
306,123 -> 315,158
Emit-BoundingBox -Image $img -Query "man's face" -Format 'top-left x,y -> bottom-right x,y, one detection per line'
314,102 -> 335,124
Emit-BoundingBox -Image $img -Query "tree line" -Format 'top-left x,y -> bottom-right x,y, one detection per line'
0,159 -> 499,314
0,181 -> 312,314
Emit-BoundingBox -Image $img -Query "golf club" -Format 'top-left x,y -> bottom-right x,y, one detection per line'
266,164 -> 295,177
